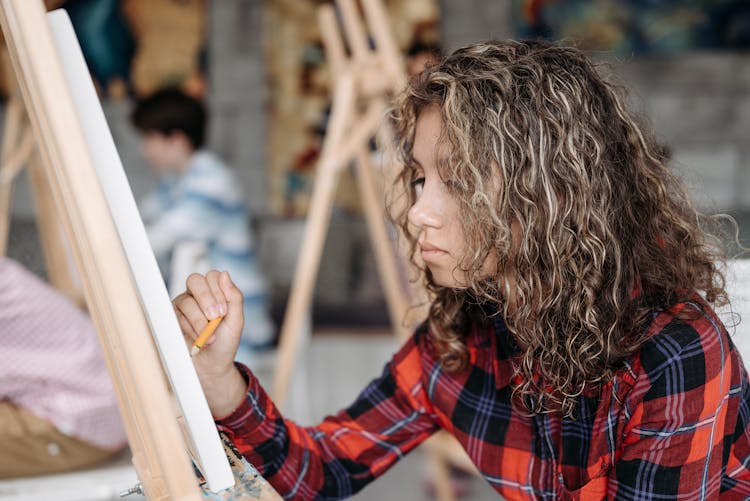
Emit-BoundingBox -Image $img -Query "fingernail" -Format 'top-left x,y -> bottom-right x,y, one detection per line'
219,303 -> 227,316
208,306 -> 218,318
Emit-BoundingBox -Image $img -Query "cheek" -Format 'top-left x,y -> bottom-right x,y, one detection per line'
141,141 -> 160,160
447,218 -> 466,251
143,143 -> 171,168
441,196 -> 465,246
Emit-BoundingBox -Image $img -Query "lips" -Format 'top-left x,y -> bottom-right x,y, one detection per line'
419,241 -> 447,261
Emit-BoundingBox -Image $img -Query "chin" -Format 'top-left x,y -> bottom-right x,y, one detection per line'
431,273 -> 463,289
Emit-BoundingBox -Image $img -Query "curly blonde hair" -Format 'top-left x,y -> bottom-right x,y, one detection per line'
390,39 -> 729,417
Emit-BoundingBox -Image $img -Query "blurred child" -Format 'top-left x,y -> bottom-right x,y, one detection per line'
131,88 -> 274,353
0,257 -> 127,478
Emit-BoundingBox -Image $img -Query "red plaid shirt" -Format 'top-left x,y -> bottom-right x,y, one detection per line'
217,297 -> 750,500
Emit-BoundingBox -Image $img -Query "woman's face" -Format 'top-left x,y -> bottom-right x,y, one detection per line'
407,106 -> 498,288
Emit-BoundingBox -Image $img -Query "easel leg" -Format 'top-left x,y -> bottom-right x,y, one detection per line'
0,96 -> 27,255
272,74 -> 358,409
271,153 -> 343,408
27,153 -> 84,305
354,149 -> 411,340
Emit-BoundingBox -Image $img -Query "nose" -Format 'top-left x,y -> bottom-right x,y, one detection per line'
407,191 -> 441,230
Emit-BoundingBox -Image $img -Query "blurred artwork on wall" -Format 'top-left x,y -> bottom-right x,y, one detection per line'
263,0 -> 440,217
514,0 -> 750,55
0,0 -> 207,100
122,0 -> 207,98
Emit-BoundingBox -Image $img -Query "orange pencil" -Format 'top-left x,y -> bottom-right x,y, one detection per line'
190,316 -> 224,356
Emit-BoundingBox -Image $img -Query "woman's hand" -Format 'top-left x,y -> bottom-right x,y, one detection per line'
173,270 -> 247,417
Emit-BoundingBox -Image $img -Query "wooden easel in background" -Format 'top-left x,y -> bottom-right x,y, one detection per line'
0,1 -> 281,499
271,1 -> 475,500
271,0 -> 414,407
0,93 -> 83,306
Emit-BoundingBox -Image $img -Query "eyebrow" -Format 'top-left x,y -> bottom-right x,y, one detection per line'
408,155 -> 423,168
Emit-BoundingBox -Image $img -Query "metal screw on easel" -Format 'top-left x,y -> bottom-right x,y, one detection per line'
119,483 -> 144,497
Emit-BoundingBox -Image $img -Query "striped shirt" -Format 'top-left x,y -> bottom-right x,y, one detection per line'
0,257 -> 127,450
217,297 -> 750,499
140,150 -> 273,348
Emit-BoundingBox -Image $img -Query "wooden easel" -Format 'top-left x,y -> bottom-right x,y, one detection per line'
272,0 -> 413,411
0,93 -> 84,306
0,94 -> 34,253
0,1 -> 281,499
271,2 -> 475,500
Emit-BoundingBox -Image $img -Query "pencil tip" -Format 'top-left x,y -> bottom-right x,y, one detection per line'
190,345 -> 200,357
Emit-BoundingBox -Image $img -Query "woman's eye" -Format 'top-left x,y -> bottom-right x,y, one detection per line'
410,177 -> 425,196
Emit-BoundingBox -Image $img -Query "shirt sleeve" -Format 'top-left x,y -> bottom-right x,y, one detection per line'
144,197 -> 203,258
215,332 -> 440,500
610,311 -> 734,500
144,167 -> 245,259
138,187 -> 164,224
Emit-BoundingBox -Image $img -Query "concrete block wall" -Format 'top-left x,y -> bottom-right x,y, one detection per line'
617,53 -> 750,212
208,0 -> 267,215
440,2 -> 750,214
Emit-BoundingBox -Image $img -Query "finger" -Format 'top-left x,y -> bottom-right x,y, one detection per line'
219,271 -> 245,334
172,292 -> 188,313
186,272 -> 223,319
175,309 -> 199,341
174,293 -> 208,336
206,270 -> 228,317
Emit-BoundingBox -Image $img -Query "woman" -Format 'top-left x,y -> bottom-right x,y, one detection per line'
174,40 -> 750,499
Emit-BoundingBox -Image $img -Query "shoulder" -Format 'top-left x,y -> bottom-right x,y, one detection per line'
392,322 -> 436,374
180,151 -> 246,208
185,152 -> 240,190
189,151 -> 233,178
628,297 -> 734,403
0,255 -> 18,275
638,299 -> 729,374
390,313 -> 495,391
0,256 -> 40,290
387,321 -> 449,394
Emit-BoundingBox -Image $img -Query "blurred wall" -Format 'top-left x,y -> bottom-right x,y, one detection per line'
205,0 -> 750,217
619,55 -> 750,213
439,1 -> 750,215
208,0 -> 266,215
6,0 -> 750,324
7,1 -> 748,217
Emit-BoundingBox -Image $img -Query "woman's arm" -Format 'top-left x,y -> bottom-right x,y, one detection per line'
219,345 -> 438,499
174,272 -> 440,500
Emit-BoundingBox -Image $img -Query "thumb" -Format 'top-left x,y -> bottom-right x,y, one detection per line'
219,271 -> 244,336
